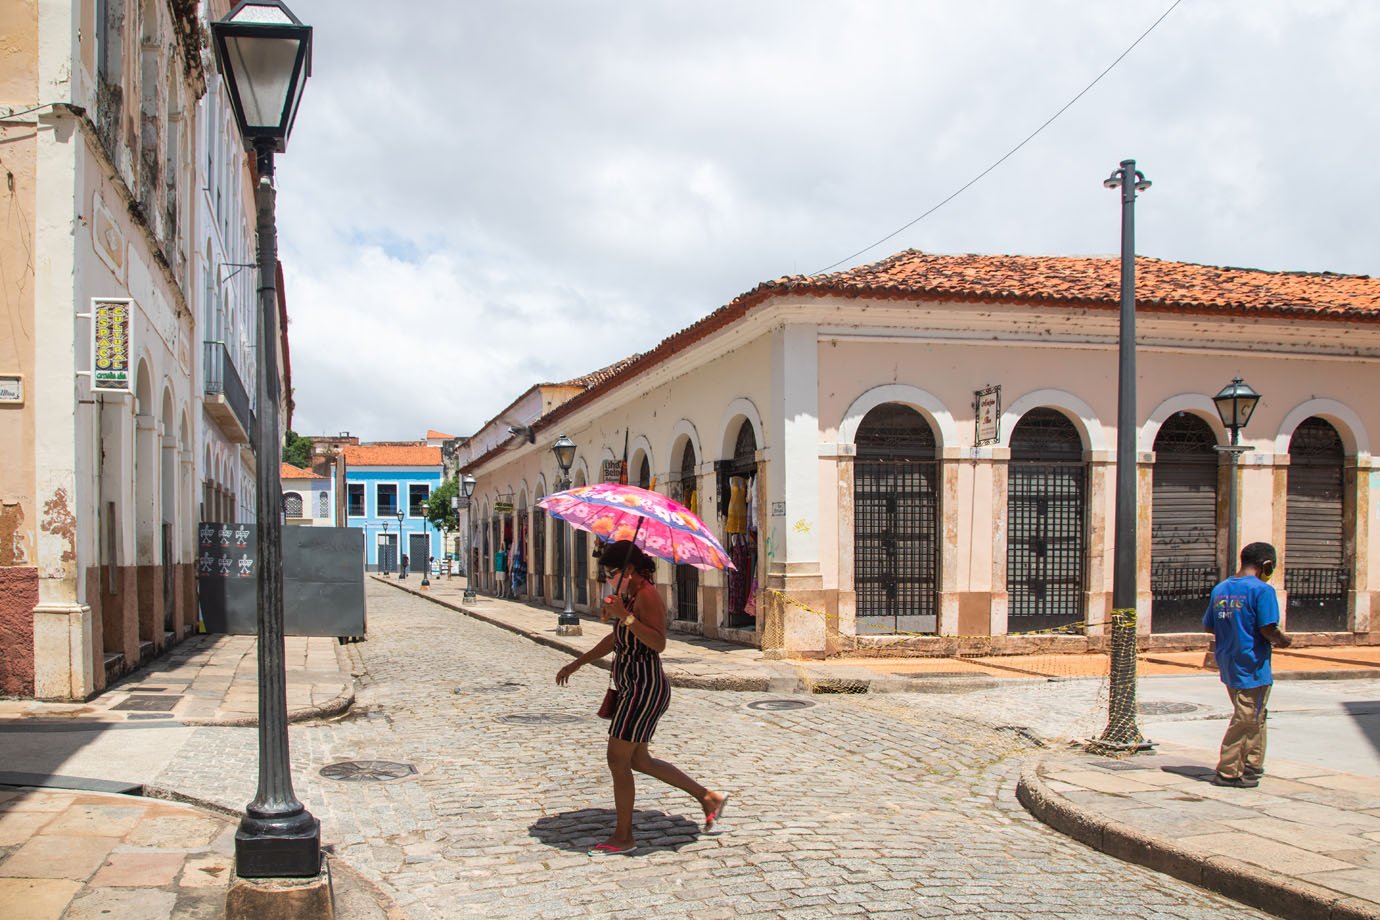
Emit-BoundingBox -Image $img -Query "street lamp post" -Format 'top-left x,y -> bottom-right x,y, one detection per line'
1213,377 -> 1262,573
210,0 -> 318,879
381,520 -> 390,576
1094,159 -> 1153,754
396,509 -> 405,578
420,501 -> 431,587
551,436 -> 580,635
460,474 -> 477,602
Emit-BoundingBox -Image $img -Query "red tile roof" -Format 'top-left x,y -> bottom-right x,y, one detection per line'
464,250 -> 1379,472
426,429 -> 455,440
280,463 -> 315,479
343,444 -> 442,467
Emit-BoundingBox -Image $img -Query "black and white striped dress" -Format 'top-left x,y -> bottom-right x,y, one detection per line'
609,610 -> 671,743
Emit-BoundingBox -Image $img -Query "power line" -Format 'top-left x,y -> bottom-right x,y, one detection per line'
814,0 -> 1184,274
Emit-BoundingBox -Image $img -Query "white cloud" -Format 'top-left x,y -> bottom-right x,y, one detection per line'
274,0 -> 1380,439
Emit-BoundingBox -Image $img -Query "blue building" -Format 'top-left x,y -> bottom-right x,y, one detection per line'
342,443 -> 444,574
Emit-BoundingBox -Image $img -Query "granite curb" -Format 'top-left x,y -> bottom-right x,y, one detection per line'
372,576 -> 1009,695
1015,762 -> 1380,920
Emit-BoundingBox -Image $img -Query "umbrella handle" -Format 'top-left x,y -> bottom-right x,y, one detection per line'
608,516 -> 645,600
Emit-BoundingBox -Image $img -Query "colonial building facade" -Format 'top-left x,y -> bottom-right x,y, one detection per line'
462,251 -> 1379,655
342,444 -> 444,574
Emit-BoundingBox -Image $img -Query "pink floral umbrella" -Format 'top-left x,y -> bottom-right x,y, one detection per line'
537,483 -> 735,571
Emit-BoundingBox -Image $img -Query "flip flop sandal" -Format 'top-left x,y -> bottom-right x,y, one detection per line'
704,794 -> 730,833
587,843 -> 638,856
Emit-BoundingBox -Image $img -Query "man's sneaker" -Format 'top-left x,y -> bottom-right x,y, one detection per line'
1244,767 -> 1264,780
1212,773 -> 1260,788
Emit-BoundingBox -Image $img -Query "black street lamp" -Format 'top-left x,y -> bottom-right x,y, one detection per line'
460,474 -> 477,602
420,501 -> 431,587
551,436 -> 580,633
210,0 -> 317,879
1094,159 -> 1152,754
1213,377 -> 1262,573
396,508 -> 405,578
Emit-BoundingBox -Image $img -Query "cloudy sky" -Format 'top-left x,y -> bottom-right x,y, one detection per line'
275,0 -> 1380,442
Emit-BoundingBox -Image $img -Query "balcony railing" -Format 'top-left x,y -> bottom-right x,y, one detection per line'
203,341 -> 254,445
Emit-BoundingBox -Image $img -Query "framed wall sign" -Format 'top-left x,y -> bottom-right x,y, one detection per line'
91,298 -> 134,392
0,375 -> 21,404
975,385 -> 1001,446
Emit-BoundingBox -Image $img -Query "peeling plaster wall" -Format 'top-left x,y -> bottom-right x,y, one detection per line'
0,567 -> 38,695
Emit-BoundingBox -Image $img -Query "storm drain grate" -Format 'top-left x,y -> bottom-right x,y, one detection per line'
1138,701 -> 1200,716
745,699 -> 817,712
319,760 -> 417,782
496,713 -> 584,725
112,695 -> 181,712
1092,761 -> 1150,771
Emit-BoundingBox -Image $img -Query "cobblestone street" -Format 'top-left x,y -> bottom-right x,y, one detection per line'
154,581 -> 1269,919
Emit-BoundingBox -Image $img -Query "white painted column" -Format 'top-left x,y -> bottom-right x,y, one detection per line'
770,322 -> 821,567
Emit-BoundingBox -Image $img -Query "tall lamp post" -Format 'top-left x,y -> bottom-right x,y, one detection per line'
460,474 -> 477,602
551,436 -> 580,634
396,508 -> 405,578
1094,159 -> 1153,754
420,501 -> 432,587
210,0 -> 318,878
1213,377 -> 1261,573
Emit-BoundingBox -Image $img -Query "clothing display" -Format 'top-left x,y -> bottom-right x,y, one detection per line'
609,614 -> 670,743
726,476 -> 748,534
727,534 -> 755,617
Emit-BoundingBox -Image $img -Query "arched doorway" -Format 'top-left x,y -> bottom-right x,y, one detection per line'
674,442 -> 699,622
1007,408 -> 1087,633
573,471 -> 589,606
720,420 -> 758,630
532,487 -> 546,602
1150,413 -> 1219,633
853,403 -> 939,635
1286,417 -> 1348,631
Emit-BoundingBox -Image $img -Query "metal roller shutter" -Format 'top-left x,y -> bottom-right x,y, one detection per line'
1151,413 -> 1219,633
1286,418 -> 1347,631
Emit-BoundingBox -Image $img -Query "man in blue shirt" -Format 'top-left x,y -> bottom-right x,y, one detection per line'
1203,541 -> 1292,788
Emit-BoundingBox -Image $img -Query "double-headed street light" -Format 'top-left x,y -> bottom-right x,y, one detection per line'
1213,377 -> 1262,573
381,520 -> 390,576
1094,159 -> 1152,754
460,473 -> 477,602
210,0 -> 317,879
551,436 -> 580,633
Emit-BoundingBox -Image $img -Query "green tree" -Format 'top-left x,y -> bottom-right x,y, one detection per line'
283,429 -> 313,468
426,476 -> 461,533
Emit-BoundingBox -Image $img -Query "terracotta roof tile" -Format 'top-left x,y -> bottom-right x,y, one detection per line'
559,354 -> 645,389
426,429 -> 455,439
280,463 -> 315,479
343,444 -> 442,467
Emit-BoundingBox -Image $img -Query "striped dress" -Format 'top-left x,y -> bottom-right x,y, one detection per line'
609,609 -> 671,743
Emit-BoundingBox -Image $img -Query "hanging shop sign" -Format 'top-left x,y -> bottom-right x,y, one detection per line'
601,460 -> 624,483
494,501 -> 514,514
975,385 -> 1001,446
92,298 -> 134,392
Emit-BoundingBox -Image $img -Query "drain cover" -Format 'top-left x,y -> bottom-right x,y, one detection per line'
496,713 -> 583,725
1138,701 -> 1199,716
456,682 -> 525,694
1093,761 -> 1149,771
112,695 -> 180,712
746,699 -> 817,712
319,760 -> 417,782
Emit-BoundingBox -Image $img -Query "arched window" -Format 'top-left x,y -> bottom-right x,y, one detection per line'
283,492 -> 303,518
318,491 -> 329,518
675,442 -> 699,622
1150,413 -> 1219,633
853,404 -> 938,635
1286,418 -> 1348,631
1006,409 -> 1087,633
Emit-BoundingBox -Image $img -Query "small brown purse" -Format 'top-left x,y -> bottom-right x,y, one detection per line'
597,677 -> 618,719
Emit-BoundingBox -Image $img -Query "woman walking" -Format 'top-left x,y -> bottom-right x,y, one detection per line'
556,540 -> 727,855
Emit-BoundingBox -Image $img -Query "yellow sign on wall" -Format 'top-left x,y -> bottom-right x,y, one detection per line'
92,298 -> 134,392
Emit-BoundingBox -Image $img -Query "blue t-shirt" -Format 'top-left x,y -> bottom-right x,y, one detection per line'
1203,575 -> 1280,689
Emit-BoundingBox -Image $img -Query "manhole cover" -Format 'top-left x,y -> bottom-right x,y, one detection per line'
745,699 -> 817,712
496,713 -> 583,725
1138,701 -> 1199,716
319,760 -> 417,782
455,682 -> 525,694
112,695 -> 181,712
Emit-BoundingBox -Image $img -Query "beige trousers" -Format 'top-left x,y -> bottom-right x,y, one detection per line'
1216,685 -> 1270,779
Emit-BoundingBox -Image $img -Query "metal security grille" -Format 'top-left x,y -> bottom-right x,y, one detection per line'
674,447 -> 698,621
1151,413 -> 1219,633
532,508 -> 545,601
574,528 -> 589,605
553,519 -> 565,601
853,404 -> 938,635
1286,418 -> 1347,631
1007,409 -> 1086,633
